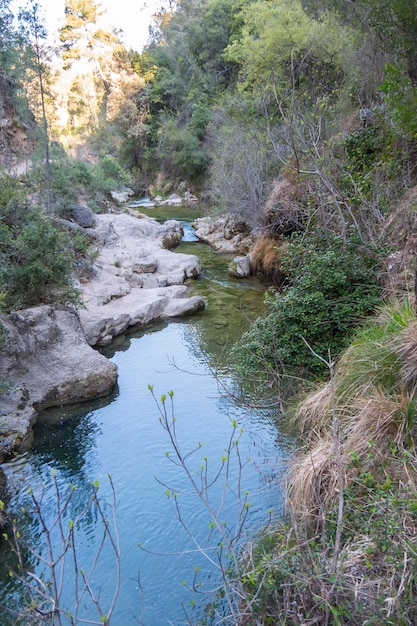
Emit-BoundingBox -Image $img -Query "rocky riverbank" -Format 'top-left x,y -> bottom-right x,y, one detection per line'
0,210 -> 205,461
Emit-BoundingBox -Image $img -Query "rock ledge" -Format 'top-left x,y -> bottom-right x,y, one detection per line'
0,211 -> 205,459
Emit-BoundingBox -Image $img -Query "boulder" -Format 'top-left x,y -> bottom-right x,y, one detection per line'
193,215 -> 254,254
110,187 -> 135,204
67,204 -> 97,228
0,305 -> 117,461
160,193 -> 183,206
160,219 -> 183,249
228,255 -> 252,278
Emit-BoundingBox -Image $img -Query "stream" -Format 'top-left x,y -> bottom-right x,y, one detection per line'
0,207 -> 290,625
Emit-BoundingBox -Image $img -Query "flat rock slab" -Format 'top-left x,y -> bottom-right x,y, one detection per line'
80,212 -> 205,345
80,285 -> 204,346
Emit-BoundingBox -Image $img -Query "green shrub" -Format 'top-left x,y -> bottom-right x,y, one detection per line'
0,208 -> 80,311
380,64 -> 417,140
27,148 -> 129,212
0,173 -> 24,210
235,232 -> 384,383
156,117 -> 209,179
91,154 -> 130,194
341,125 -> 385,199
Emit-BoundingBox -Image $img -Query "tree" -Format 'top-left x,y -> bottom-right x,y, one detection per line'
225,0 -> 353,102
207,95 -> 272,228
358,0 -> 417,84
57,0 -> 146,154
145,0 -> 237,182
18,1 -> 53,214
0,0 -> 16,67
59,0 -> 104,67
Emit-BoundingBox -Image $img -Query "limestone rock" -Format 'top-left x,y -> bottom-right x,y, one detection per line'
80,286 -> 205,346
160,193 -> 183,206
193,215 -> 254,254
0,305 -> 117,461
75,212 -> 205,345
228,255 -> 252,278
110,187 -> 135,204
0,211 -> 206,459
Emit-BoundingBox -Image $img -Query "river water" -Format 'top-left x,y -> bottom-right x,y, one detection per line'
0,208 -> 290,625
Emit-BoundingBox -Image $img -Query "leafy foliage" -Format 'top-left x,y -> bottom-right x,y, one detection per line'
380,63 -> 417,139
26,146 -> 129,211
0,174 -> 80,311
0,214 -> 80,312
155,116 -> 209,179
225,0 -> 352,102
236,233 -> 384,382
359,0 -> 417,84
143,0 -> 238,184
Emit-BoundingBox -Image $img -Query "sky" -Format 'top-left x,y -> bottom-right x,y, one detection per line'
12,0 -> 163,51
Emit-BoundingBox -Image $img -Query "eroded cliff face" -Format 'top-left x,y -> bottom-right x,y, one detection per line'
0,73 -> 36,173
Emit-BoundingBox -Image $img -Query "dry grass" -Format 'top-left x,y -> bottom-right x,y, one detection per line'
396,321 -> 417,393
288,381 -> 333,440
346,391 -> 410,456
285,301 -> 417,527
286,389 -> 415,528
250,234 -> 287,286
240,302 -> 417,624
285,437 -> 344,528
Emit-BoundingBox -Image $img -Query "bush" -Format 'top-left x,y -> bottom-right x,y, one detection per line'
380,64 -> 417,140
27,147 -> 129,212
156,117 -> 209,180
0,207 -> 80,312
92,153 -> 130,193
235,232 -> 384,385
341,125 -> 385,199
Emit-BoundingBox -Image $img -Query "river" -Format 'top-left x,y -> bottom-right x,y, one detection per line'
0,207 -> 290,625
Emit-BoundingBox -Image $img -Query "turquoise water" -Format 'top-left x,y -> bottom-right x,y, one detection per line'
0,217 -> 289,625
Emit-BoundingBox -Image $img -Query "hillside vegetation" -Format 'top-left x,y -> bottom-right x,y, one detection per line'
2,0 -> 417,622
2,0 -> 417,334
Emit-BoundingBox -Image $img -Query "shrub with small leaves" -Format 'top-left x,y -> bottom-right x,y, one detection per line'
235,231 -> 384,383
0,208 -> 80,312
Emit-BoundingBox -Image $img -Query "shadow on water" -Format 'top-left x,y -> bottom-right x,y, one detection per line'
32,386 -> 120,476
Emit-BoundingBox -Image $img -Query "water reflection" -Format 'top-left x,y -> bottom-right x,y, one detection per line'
33,388 -> 119,476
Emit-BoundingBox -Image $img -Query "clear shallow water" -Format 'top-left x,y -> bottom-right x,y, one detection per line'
0,217 -> 290,625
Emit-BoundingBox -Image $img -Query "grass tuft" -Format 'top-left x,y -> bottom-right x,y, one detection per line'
241,299 -> 417,624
